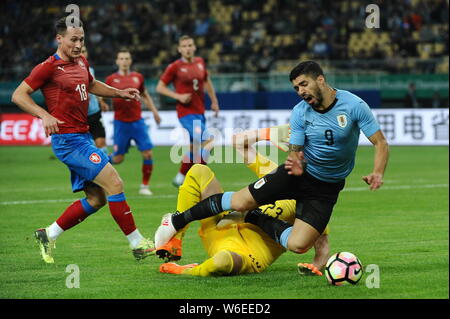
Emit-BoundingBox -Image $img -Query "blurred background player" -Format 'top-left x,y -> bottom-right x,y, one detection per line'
157,125 -> 329,276
156,35 -> 220,187
105,49 -> 161,196
80,45 -> 108,155
11,17 -> 155,263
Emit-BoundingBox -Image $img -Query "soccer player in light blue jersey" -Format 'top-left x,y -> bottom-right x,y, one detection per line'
154,61 -> 389,268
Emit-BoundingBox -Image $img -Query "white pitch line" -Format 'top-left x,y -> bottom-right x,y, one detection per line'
0,183 -> 174,194
0,194 -> 177,206
0,184 -> 447,206
342,183 -> 448,192
0,186 -> 65,193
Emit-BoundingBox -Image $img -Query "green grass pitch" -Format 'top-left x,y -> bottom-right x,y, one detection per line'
0,145 -> 448,299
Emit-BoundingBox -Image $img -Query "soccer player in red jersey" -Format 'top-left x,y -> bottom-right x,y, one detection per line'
11,17 -> 155,263
105,49 -> 161,196
156,35 -> 220,187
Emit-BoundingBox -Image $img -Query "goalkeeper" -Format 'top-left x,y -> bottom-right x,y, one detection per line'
157,125 -> 329,276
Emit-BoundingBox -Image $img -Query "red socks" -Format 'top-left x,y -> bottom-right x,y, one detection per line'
55,198 -> 97,230
54,195 -> 137,237
142,161 -> 153,186
56,200 -> 88,230
179,161 -> 194,176
107,193 -> 136,235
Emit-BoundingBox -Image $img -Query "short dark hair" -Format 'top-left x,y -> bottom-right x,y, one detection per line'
55,16 -> 84,35
178,35 -> 194,44
116,48 -> 131,58
289,61 -> 324,82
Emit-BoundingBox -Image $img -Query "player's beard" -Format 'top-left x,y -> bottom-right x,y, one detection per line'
312,89 -> 324,108
305,86 -> 323,109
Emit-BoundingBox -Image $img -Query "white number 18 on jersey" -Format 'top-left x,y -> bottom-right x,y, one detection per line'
75,83 -> 88,101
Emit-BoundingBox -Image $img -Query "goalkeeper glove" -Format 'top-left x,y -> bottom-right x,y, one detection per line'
258,124 -> 290,152
297,263 -> 323,276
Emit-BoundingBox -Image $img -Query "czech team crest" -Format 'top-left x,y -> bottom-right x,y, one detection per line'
337,114 -> 347,128
89,153 -> 101,164
78,60 -> 86,69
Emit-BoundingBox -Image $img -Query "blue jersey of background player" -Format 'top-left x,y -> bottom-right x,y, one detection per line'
87,66 -> 100,116
81,46 -> 108,155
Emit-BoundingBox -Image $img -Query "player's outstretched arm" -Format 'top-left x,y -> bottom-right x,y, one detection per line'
258,124 -> 290,152
363,130 -> 389,190
233,124 -> 290,164
89,80 -> 140,100
204,77 -> 219,117
141,89 -> 161,125
156,80 -> 191,104
232,129 -> 259,165
11,81 -> 64,137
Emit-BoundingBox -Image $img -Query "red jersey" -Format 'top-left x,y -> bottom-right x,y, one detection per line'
160,57 -> 209,118
24,54 -> 94,134
105,71 -> 145,122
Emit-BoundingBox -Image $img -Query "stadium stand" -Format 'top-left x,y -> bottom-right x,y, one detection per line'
1,0 -> 448,81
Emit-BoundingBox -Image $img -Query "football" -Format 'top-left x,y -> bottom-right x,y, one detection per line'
325,252 -> 363,286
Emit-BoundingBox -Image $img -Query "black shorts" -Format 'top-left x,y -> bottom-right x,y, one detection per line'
87,111 -> 106,140
248,164 -> 345,234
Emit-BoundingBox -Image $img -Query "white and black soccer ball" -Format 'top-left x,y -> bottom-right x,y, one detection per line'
325,252 -> 363,286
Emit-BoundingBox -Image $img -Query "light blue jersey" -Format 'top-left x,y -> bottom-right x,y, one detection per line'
87,67 -> 100,116
289,89 -> 380,182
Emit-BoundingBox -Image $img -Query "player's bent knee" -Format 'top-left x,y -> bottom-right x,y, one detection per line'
287,239 -> 313,254
113,155 -> 124,164
231,195 -> 255,212
110,177 -> 124,194
101,173 -> 124,195
212,250 -> 237,275
289,245 -> 311,254
188,164 -> 212,178
86,193 -> 107,209
142,150 -> 153,160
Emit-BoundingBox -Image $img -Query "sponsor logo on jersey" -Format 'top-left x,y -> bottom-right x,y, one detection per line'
89,153 -> 101,164
113,79 -> 120,83
337,114 -> 347,128
180,68 -> 187,73
254,177 -> 266,190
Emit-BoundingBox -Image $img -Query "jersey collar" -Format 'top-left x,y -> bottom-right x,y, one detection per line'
312,89 -> 338,114
313,98 -> 338,114
180,57 -> 195,63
